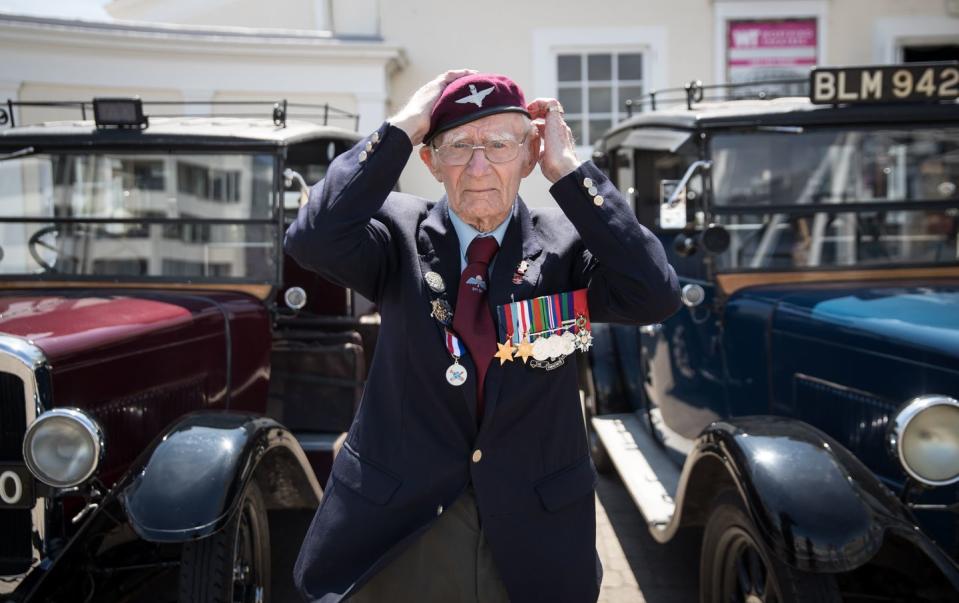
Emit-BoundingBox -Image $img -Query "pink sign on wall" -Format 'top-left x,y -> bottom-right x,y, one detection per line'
727,19 -> 818,84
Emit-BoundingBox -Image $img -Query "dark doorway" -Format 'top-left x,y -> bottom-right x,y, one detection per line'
902,44 -> 959,63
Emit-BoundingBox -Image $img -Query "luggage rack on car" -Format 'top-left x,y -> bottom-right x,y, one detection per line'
0,98 -> 361,130
624,77 -> 809,115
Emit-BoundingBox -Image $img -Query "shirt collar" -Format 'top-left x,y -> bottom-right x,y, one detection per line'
447,200 -> 514,270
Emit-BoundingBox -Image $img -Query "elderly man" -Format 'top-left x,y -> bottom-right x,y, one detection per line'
287,70 -> 680,603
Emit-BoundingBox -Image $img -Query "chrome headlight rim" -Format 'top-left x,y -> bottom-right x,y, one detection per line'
889,394 -> 959,487
22,408 -> 104,488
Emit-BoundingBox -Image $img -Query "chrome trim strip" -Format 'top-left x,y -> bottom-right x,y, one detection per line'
889,394 -> 959,487
0,334 -> 49,582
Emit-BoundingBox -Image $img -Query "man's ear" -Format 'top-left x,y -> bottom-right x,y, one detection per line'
521,128 -> 541,178
418,145 -> 443,182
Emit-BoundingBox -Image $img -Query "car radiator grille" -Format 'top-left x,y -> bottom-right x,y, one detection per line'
0,371 -> 33,576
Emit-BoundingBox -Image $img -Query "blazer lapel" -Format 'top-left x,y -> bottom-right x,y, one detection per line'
416,198 -> 479,431
481,198 -> 544,430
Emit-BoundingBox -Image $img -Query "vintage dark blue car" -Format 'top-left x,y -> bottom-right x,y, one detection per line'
587,64 -> 959,602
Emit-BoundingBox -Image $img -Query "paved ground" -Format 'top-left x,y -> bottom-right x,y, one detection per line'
595,472 -> 701,603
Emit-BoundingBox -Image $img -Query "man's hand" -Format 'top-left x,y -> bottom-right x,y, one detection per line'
527,98 -> 581,183
389,69 -> 478,146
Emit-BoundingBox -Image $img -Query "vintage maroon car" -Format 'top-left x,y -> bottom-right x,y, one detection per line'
0,98 -> 371,602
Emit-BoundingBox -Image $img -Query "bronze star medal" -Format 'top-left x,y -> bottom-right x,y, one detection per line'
494,340 -> 516,365
515,336 -> 534,364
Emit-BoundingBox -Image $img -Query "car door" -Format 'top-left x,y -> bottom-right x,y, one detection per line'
628,136 -> 730,450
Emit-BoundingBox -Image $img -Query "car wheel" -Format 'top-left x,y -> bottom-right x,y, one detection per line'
700,490 -> 840,603
180,479 -> 271,603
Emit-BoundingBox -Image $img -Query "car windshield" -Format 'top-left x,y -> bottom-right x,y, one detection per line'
0,151 -> 278,281
710,126 -> 959,270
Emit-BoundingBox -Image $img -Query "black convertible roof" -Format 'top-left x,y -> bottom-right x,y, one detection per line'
0,117 -> 363,149
598,94 -> 959,152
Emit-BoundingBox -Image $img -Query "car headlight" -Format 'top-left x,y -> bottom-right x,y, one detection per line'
889,395 -> 959,487
23,408 -> 103,488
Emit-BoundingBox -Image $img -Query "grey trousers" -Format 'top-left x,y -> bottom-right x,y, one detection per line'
347,487 -> 511,602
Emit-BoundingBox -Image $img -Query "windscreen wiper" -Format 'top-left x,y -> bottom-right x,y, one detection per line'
0,146 -> 36,161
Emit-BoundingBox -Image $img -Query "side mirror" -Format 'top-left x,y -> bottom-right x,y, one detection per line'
672,223 -> 730,258
700,223 -> 731,255
659,160 -> 712,229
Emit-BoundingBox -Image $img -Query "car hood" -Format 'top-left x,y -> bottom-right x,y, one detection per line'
765,281 -> 959,365
0,290 -> 226,363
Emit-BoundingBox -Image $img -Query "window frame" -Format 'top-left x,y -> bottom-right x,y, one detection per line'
555,51 -> 646,147
532,26 -> 667,157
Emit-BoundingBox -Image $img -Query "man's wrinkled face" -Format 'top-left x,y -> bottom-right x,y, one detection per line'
419,113 -> 538,229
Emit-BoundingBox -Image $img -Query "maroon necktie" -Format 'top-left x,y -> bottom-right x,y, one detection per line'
453,236 -> 499,420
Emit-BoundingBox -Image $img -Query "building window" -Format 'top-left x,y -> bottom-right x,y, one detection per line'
556,52 -> 644,146
177,162 -> 241,203
162,259 -> 232,277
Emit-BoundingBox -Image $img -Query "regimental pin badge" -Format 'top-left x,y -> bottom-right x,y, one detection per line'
424,271 -> 446,293
431,299 -> 453,325
512,259 -> 530,285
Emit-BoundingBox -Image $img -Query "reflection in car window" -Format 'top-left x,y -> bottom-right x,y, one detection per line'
711,127 -> 959,207
710,127 -> 959,270
0,152 -> 277,280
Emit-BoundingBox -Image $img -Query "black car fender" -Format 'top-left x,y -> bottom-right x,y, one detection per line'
120,412 -> 322,542
12,412 -> 322,602
668,416 -> 959,586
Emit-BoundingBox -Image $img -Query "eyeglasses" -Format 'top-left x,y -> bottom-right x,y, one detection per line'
432,132 -> 530,166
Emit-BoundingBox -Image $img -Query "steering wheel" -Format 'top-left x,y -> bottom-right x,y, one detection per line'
27,225 -> 64,272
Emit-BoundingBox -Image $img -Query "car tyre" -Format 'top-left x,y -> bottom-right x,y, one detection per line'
700,490 -> 840,603
179,479 -> 271,603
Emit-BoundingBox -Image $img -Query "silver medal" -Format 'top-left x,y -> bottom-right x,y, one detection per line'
425,271 -> 446,293
445,361 -> 468,386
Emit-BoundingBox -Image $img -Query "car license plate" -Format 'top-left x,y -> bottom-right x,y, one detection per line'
0,464 -> 36,509
810,63 -> 959,104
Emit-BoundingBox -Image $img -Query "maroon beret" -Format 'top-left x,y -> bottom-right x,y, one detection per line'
423,73 -> 530,145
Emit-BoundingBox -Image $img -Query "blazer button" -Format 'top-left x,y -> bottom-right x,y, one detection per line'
371,131 -> 380,143
587,186 -> 598,196
358,150 -> 368,163
583,177 -> 593,189
472,449 -> 483,463
593,195 -> 605,207
365,141 -> 373,152
437,504 -> 444,515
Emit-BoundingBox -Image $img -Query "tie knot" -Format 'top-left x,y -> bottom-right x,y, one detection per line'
466,236 -> 499,265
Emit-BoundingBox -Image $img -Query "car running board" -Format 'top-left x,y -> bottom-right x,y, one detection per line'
592,413 -> 680,535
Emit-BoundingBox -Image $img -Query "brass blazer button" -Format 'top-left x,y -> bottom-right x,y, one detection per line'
593,195 -> 605,207
472,449 -> 483,463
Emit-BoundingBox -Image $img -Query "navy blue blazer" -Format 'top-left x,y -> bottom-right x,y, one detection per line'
286,122 -> 680,603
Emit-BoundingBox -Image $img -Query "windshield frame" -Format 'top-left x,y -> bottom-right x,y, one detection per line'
0,143 -> 285,286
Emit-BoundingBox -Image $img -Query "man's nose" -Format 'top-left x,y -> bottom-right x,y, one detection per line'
465,146 -> 492,175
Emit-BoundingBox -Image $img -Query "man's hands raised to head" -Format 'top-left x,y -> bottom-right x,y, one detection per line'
389,69 -> 478,146
526,98 -> 582,184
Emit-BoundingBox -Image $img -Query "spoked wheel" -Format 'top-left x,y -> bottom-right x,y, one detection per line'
180,480 -> 271,603
700,491 -> 840,603
714,521 -> 783,603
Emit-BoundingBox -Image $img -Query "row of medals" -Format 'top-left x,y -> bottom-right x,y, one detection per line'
424,268 -> 593,386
